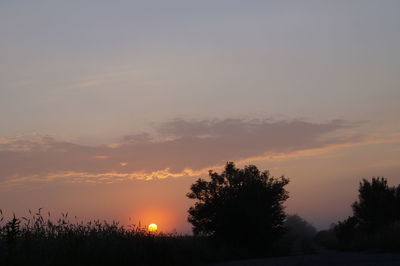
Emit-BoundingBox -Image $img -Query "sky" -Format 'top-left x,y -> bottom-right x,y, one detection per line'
1,0 -> 400,232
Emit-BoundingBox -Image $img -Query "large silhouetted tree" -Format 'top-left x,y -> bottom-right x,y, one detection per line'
187,162 -> 289,248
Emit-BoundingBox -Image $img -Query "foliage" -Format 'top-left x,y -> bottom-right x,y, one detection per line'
352,177 -> 400,232
0,208 -> 293,266
0,209 -> 241,266
187,162 -> 289,250
334,216 -> 359,244
322,177 -> 400,252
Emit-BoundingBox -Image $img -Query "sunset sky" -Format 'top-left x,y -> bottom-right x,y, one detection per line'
1,1 -> 399,233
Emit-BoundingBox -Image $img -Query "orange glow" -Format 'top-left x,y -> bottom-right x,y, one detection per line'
131,207 -> 178,233
148,223 -> 158,232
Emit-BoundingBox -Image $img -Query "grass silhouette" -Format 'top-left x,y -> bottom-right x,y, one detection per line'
0,209 -> 291,266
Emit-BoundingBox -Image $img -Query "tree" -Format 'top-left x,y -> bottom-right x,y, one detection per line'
186,162 -> 289,247
334,216 -> 358,244
330,177 -> 400,250
351,177 -> 400,231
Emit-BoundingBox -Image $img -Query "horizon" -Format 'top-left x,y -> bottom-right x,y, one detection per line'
1,0 -> 400,233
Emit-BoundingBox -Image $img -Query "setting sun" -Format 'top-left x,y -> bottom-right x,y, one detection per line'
148,223 -> 158,232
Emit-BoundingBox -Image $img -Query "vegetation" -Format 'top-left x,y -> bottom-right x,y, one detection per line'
4,165 -> 400,265
0,209 -> 250,266
285,214 -> 317,239
352,177 -> 400,231
0,162 -> 295,265
316,177 -> 400,252
187,162 -> 290,254
284,214 -> 317,254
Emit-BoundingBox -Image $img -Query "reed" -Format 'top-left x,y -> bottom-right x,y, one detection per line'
0,209 -> 288,266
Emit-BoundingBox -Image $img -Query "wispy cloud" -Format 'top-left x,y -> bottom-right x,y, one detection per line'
0,118 -> 372,185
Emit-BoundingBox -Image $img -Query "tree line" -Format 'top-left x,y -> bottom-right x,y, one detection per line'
187,162 -> 400,252
1,161 -> 398,265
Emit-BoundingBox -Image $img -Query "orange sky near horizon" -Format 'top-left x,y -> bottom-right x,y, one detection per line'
0,131 -> 399,232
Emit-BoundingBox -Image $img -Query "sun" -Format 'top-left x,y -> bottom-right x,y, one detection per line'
148,223 -> 158,232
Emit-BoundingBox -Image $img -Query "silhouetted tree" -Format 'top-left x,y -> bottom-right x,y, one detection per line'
352,177 -> 400,231
334,216 -> 358,244
187,162 -> 289,248
332,177 -> 400,250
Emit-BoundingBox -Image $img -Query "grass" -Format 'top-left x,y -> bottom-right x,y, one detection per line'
0,209 -> 291,266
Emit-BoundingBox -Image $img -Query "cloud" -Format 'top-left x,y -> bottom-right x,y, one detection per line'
0,118 -> 364,185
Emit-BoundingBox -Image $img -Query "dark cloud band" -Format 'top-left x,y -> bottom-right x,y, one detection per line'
0,118 -> 360,183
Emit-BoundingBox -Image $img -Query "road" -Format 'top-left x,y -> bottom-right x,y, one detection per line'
209,240 -> 400,266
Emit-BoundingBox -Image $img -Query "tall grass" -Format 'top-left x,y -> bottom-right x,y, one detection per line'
0,209 -> 291,266
0,209 -> 206,265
